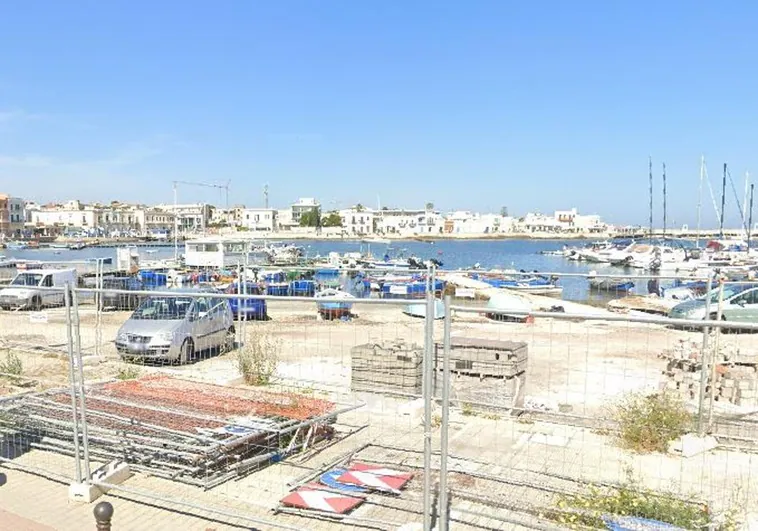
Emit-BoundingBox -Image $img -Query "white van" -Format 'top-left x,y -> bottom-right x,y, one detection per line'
0,268 -> 77,310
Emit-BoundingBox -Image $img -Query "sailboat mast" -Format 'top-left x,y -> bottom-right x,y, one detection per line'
648,156 -> 654,241
696,156 -> 704,248
744,171 -> 750,235
749,184 -> 755,253
720,163 -> 727,238
662,162 -> 667,239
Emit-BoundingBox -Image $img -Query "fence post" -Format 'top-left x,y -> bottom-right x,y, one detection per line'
64,283 -> 83,484
71,288 -> 92,482
422,264 -> 435,531
708,278 -> 726,431
93,501 -> 114,530
697,276 -> 713,435
438,294 -> 452,531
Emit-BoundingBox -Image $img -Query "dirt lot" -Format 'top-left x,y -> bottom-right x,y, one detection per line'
0,298 -> 753,414
2,299 -> 758,529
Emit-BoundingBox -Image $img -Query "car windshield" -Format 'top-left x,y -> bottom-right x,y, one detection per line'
706,285 -> 749,303
131,296 -> 192,320
11,273 -> 43,286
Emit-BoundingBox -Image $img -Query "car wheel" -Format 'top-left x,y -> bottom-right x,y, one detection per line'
179,338 -> 194,364
31,296 -> 42,312
224,327 -> 236,353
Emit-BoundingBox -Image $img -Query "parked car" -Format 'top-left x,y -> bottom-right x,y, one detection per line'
102,276 -> 145,311
115,288 -> 235,364
669,283 -> 758,322
226,281 -> 268,320
0,268 -> 77,311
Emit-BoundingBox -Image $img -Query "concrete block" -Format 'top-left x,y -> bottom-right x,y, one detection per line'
668,433 -> 718,458
738,379 -> 756,391
720,387 -> 735,399
69,460 -> 132,504
673,371 -> 684,383
68,482 -> 102,503
722,378 -> 735,388
665,380 -> 678,391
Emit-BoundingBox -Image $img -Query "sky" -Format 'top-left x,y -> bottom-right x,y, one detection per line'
0,2 -> 757,228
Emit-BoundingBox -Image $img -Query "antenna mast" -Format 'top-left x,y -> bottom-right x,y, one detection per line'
264,184 -> 269,209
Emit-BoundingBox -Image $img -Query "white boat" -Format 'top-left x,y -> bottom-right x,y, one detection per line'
315,288 -> 355,319
403,299 -> 445,319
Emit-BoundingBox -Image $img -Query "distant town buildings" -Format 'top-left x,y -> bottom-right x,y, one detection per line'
0,191 -> 611,239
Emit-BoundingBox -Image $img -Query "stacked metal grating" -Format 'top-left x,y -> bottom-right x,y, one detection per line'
661,339 -> 758,407
433,337 -> 528,409
0,376 -> 344,488
350,340 -> 423,394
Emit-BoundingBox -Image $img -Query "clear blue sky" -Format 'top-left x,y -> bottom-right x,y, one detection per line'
0,1 -> 756,228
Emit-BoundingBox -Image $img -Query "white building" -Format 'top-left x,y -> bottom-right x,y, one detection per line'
444,211 -> 514,235
241,208 -> 277,231
291,198 -> 320,225
516,208 -> 607,235
154,203 -> 213,235
276,198 -> 321,230
210,206 -> 245,227
375,209 -> 444,236
339,207 -> 374,236
26,200 -> 98,235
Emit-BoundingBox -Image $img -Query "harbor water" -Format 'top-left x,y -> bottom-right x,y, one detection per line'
1,239 -> 661,302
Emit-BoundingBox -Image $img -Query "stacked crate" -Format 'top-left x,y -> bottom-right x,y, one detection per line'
350,341 -> 423,394
433,337 -> 528,409
661,339 -> 758,407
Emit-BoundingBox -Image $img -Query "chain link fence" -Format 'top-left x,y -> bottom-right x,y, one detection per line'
1,268 -> 758,529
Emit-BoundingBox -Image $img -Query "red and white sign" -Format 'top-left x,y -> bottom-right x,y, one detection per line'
280,486 -> 363,514
336,462 -> 413,493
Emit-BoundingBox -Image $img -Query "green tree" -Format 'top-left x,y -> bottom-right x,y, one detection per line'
355,203 -> 365,212
425,202 -> 434,211
299,208 -> 321,227
321,211 -> 343,227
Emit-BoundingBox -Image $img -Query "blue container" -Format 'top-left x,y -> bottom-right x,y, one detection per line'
289,280 -> 316,297
266,283 -> 290,296
138,270 -> 168,288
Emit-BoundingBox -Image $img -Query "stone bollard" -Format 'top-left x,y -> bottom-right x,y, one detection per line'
93,501 -> 114,530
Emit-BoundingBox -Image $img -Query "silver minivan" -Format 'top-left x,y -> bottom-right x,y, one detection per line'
115,288 -> 235,364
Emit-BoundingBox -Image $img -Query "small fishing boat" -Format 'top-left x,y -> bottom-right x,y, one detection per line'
315,288 -> 355,320
69,241 -> 87,251
403,299 -> 445,319
49,243 -> 70,250
469,272 -> 563,296
485,292 -> 532,322
587,272 -> 635,292
5,241 -> 28,251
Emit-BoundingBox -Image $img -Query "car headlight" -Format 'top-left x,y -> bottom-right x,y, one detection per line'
155,331 -> 175,343
116,332 -> 128,341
